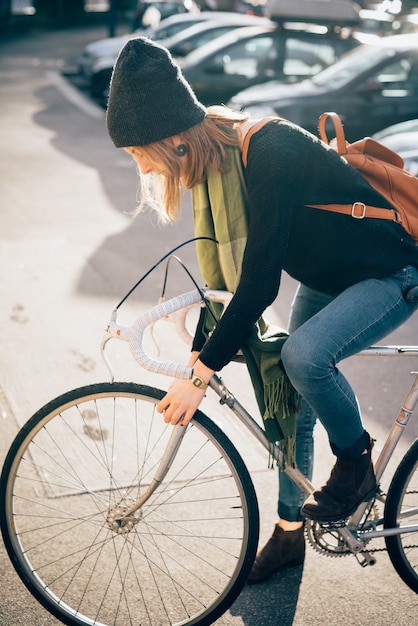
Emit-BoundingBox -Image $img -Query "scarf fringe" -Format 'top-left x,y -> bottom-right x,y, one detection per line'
263,378 -> 299,468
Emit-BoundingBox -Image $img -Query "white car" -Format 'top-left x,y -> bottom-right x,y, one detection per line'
78,11 -> 204,84
374,119 -> 418,177
78,11 -> 271,97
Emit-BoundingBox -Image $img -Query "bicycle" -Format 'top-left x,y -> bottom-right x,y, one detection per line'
1,256 -> 417,626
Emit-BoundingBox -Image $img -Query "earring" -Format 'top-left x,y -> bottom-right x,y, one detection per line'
175,144 -> 188,157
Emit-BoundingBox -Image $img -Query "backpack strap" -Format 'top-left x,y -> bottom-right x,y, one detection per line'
241,117 -> 278,167
305,202 -> 400,222
314,111 -> 400,225
318,111 -> 347,153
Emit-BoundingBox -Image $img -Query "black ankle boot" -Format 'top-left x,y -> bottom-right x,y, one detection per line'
247,524 -> 305,585
301,441 -> 377,522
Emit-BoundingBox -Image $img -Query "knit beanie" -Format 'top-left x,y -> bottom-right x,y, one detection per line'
106,37 -> 207,148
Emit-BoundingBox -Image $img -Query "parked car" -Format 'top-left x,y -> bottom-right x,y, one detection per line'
180,23 -> 360,104
78,12 -> 271,98
78,11 -> 205,88
229,34 -> 418,141
177,0 -> 363,104
373,119 -> 418,176
161,14 -> 274,57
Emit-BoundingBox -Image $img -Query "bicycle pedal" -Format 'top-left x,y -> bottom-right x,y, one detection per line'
319,520 -> 347,530
355,551 -> 377,568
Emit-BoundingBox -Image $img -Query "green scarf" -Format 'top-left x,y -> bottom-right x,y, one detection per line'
192,145 -> 299,465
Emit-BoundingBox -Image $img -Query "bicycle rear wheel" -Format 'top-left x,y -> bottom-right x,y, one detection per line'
0,382 -> 259,626
384,438 -> 418,593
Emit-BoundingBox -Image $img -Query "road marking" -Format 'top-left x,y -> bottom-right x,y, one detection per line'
46,70 -> 104,120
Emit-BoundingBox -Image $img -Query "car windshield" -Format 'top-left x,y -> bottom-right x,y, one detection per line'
311,45 -> 396,89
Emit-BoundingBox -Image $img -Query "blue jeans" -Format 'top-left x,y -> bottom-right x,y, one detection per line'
277,266 -> 418,522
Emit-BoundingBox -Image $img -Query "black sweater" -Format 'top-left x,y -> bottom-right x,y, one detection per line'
193,119 -> 418,372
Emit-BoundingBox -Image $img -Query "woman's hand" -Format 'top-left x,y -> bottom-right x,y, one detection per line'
157,355 -> 214,427
157,379 -> 207,426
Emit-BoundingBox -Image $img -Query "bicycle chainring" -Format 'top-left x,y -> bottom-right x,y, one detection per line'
304,504 -> 380,558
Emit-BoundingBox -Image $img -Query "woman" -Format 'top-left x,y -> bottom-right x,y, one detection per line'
106,37 -> 418,584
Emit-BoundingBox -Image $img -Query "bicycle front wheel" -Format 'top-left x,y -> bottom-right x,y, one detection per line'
384,437 -> 418,593
0,382 -> 259,626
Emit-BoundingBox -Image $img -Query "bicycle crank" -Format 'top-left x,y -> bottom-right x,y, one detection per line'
305,504 -> 380,558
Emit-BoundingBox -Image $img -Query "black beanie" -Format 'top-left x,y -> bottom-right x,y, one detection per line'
106,37 -> 207,148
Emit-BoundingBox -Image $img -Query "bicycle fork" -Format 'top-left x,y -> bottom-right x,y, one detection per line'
106,422 -> 187,532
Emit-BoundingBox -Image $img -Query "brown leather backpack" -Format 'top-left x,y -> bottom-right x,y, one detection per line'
242,113 -> 418,243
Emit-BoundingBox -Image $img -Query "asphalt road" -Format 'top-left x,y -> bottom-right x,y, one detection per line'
0,22 -> 417,626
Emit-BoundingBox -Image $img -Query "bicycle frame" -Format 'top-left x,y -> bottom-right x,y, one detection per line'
205,369 -> 418,555
101,289 -> 418,554
2,287 -> 417,626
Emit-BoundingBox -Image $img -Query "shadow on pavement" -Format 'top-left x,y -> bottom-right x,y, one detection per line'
229,566 -> 303,625
32,81 -> 200,302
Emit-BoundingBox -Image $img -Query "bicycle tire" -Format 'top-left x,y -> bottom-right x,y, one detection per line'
384,438 -> 418,593
0,382 -> 259,626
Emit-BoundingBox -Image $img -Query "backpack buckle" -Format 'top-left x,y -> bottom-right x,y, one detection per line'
351,202 -> 366,219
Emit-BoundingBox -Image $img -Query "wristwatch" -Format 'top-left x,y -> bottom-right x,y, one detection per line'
191,374 -> 209,390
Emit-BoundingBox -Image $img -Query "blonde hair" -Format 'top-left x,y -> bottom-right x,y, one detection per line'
133,106 -> 249,223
